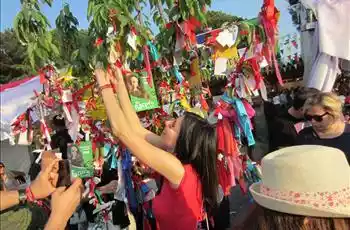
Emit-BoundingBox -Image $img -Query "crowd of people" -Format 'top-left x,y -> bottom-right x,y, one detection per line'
265,87 -> 349,163
0,67 -> 349,230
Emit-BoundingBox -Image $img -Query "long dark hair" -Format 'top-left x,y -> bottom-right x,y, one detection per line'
174,112 -> 218,214
247,206 -> 350,230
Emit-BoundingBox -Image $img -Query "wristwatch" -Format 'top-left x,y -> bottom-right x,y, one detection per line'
18,189 -> 27,205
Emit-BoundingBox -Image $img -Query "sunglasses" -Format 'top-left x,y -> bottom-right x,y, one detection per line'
304,112 -> 329,122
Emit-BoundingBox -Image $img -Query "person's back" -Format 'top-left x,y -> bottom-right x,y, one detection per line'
50,115 -> 73,159
267,88 -> 319,151
153,165 -> 204,230
268,109 -> 304,151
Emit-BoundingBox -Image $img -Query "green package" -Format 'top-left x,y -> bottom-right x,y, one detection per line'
125,72 -> 159,112
68,141 -> 94,178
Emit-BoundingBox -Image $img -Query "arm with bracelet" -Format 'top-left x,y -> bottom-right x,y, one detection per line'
0,158 -> 83,230
108,65 -> 166,149
0,189 -> 26,211
0,159 -> 59,211
96,69 -> 185,187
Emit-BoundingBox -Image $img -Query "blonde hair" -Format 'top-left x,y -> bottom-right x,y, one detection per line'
304,92 -> 343,118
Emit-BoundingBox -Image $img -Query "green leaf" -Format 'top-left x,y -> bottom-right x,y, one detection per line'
205,0 -> 211,5
64,4 -> 70,15
79,47 -> 89,65
87,0 -> 95,19
117,14 -> 129,27
27,43 -> 36,69
38,11 -> 51,28
149,0 -> 154,9
165,0 -> 173,8
152,11 -> 160,23
41,0 -> 53,7
34,45 -> 47,60
99,7 -> 108,23
50,43 -> 60,56
19,23 -> 30,43
13,14 -> 23,43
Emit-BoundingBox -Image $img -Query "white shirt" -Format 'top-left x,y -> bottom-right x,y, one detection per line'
301,0 -> 350,60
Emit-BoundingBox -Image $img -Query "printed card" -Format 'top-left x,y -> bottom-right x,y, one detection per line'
125,72 -> 159,112
68,141 -> 94,178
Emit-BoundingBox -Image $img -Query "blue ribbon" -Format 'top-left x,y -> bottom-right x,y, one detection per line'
196,34 -> 206,44
103,143 -> 111,158
137,52 -> 144,62
110,146 -> 118,170
141,183 -> 150,194
244,159 -> 261,202
221,93 -> 255,146
173,65 -> 183,83
147,41 -> 159,61
122,148 -> 137,211
104,144 -> 118,170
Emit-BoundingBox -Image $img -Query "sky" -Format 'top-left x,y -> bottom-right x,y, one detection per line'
0,0 -> 296,36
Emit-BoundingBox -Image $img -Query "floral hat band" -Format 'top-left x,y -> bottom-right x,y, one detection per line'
249,145 -> 350,218
261,184 -> 350,210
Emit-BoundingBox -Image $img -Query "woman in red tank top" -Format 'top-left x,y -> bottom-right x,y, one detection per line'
95,68 -> 218,229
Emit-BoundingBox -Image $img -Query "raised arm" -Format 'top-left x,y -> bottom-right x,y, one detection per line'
109,67 -> 143,133
96,69 -> 184,185
110,66 -> 165,149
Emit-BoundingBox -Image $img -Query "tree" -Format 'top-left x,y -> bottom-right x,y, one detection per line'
206,10 -> 244,29
11,0 -> 216,90
0,29 -> 33,84
55,4 -> 80,66
14,0 -> 59,70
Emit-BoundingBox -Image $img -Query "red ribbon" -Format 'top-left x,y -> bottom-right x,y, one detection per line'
40,119 -> 51,144
248,58 -> 263,91
86,97 -> 97,110
142,45 -> 153,87
88,178 -> 96,198
200,94 -> 209,112
205,29 -> 222,46
38,65 -> 55,84
172,17 -> 201,51
73,82 -> 95,98
94,37 -> 104,47
260,0 -> 283,85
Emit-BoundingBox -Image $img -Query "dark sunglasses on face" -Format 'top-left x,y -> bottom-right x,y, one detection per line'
304,112 -> 329,122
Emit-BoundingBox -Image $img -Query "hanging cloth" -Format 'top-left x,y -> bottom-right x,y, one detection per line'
260,0 -> 283,85
122,148 -> 137,212
213,46 -> 239,60
221,94 -> 255,146
147,41 -> 160,61
216,119 -> 239,157
217,155 -> 232,196
301,0 -> 350,60
307,52 -> 341,92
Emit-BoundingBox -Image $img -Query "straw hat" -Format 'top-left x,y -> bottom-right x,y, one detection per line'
250,145 -> 350,217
